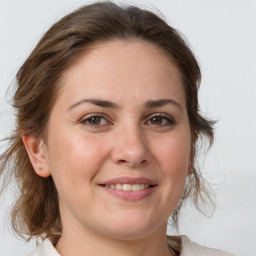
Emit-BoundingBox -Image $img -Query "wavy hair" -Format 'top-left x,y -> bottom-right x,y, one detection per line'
0,1 -> 215,242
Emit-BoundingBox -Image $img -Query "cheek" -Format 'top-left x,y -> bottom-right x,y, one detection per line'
156,134 -> 191,176
46,128 -> 108,187
153,130 -> 191,206
45,131 -> 110,212
148,131 -> 191,217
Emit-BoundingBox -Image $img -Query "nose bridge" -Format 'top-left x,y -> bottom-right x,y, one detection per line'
110,119 -> 150,167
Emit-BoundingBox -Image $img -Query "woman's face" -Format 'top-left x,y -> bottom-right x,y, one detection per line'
42,40 -> 191,240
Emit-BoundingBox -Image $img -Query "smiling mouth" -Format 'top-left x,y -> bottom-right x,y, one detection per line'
101,183 -> 155,191
99,177 -> 157,200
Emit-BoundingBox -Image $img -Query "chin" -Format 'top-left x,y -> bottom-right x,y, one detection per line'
105,227 -> 156,241
101,212 -> 164,241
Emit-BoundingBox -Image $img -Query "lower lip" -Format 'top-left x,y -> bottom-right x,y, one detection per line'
101,186 -> 156,200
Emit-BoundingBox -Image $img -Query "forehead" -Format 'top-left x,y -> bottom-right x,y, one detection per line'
63,39 -> 182,80
57,39 -> 185,107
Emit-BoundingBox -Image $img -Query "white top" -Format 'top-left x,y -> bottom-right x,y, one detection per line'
27,236 -> 234,256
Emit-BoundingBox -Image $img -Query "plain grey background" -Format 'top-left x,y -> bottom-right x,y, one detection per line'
0,0 -> 256,255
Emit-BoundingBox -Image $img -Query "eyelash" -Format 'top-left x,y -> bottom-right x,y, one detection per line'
80,114 -> 109,128
146,113 -> 176,127
80,113 -> 176,128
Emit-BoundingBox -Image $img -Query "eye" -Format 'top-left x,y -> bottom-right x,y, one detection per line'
146,114 -> 175,127
80,115 -> 109,127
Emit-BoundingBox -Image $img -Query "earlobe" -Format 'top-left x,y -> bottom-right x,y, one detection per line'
188,153 -> 194,176
188,138 -> 195,176
22,134 -> 51,177
187,165 -> 193,176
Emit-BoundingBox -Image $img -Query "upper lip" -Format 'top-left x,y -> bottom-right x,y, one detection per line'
100,177 -> 157,185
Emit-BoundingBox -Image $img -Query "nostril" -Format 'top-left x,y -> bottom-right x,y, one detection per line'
118,160 -> 127,164
141,160 -> 147,164
117,159 -> 148,167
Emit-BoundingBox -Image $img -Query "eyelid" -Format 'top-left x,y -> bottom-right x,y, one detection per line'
80,113 -> 111,127
145,113 -> 176,126
79,112 -> 176,128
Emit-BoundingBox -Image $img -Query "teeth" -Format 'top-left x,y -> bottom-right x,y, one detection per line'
116,184 -> 122,190
123,184 -> 132,191
132,184 -> 141,191
105,184 -> 151,191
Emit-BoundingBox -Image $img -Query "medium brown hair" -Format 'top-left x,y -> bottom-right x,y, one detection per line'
0,1 -> 215,242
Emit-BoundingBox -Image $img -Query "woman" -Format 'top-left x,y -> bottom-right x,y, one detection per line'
0,1 -> 234,255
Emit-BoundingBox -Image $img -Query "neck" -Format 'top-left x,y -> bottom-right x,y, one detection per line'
55,223 -> 174,256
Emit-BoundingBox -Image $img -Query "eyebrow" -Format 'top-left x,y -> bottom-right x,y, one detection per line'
144,99 -> 183,112
67,98 -> 119,111
67,98 -> 183,112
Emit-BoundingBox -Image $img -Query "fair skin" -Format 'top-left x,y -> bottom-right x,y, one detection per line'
24,40 -> 191,256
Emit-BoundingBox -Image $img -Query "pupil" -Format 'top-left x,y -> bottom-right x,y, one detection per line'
152,117 -> 162,124
91,117 -> 100,124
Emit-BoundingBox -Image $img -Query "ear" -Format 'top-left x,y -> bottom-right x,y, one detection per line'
187,160 -> 193,176
188,132 -> 197,176
187,144 -> 194,176
22,134 -> 51,177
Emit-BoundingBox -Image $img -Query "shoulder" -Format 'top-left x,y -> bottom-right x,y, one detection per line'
29,236 -> 235,256
168,235 -> 235,256
27,239 -> 60,256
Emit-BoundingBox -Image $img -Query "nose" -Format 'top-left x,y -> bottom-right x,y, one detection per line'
110,125 -> 151,168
